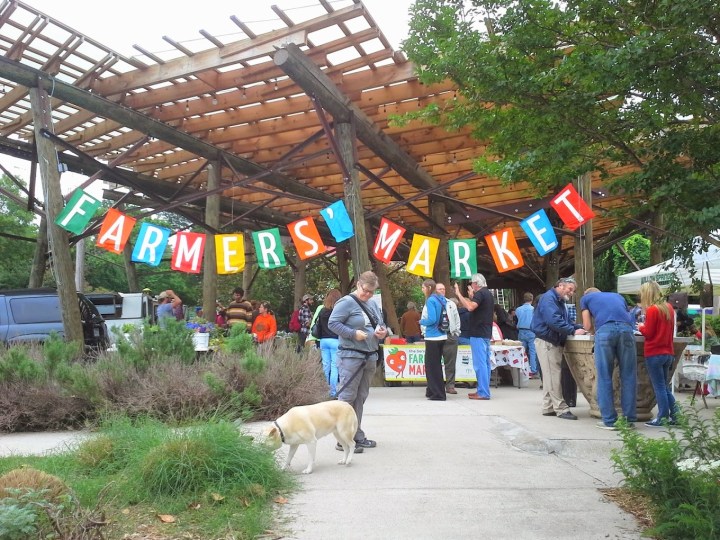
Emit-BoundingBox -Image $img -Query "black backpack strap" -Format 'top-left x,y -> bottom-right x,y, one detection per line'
349,294 -> 379,328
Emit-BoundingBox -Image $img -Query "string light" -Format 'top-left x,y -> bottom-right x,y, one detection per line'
452,153 -> 457,164
274,79 -> 278,91
185,101 -> 190,112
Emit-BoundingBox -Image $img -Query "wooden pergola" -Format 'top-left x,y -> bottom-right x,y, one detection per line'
0,0 -> 648,310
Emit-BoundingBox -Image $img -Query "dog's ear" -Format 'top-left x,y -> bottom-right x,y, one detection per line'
268,425 -> 278,437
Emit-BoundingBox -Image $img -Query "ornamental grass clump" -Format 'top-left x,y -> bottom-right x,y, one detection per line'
611,407 -> 720,539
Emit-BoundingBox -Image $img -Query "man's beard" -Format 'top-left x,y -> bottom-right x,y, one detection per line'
562,294 -> 572,302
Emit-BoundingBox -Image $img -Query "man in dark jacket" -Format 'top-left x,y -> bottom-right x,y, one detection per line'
531,277 -> 587,419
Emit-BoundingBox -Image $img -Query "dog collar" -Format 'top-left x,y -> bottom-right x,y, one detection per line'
273,421 -> 285,443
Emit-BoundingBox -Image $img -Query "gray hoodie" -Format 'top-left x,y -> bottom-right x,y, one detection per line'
328,294 -> 384,358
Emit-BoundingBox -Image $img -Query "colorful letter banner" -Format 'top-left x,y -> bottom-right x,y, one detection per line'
96,208 -> 136,254
550,183 -> 595,231
320,201 -> 354,242
55,189 -> 101,235
65,178 -> 603,277
288,217 -> 326,260
373,218 -> 406,263
215,234 -> 245,274
131,223 -> 170,267
406,234 -> 440,278
252,228 -> 286,269
520,209 -> 558,256
485,228 -> 524,273
172,231 -> 206,274
449,239 -> 477,279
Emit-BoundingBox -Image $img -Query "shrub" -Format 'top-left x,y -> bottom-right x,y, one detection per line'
0,326 -> 329,431
0,346 -> 44,383
0,502 -> 37,539
611,407 -> 720,538
0,467 -> 68,502
138,421 -> 285,498
43,334 -> 82,376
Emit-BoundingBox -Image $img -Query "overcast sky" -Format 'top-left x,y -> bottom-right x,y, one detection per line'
22,0 -> 415,55
3,0 -> 416,195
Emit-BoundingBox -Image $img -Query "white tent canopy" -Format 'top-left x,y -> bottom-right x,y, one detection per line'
617,242 -> 720,295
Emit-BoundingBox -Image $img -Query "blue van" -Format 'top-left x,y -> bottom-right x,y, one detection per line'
0,288 -> 109,350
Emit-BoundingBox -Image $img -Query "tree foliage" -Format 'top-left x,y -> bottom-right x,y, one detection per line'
402,0 -> 720,255
0,176 -> 37,289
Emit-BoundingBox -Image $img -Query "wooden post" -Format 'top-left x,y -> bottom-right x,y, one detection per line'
28,215 -> 48,287
29,87 -> 83,344
294,257 -> 307,307
430,197 -> 450,289
337,246 -> 351,294
122,242 -> 140,292
337,121 -> 371,275
202,161 -> 221,319
574,173 -> 594,311
242,230 -> 254,295
74,238 -> 85,292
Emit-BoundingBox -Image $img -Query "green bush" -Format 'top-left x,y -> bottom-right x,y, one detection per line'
612,407 -> 720,538
43,333 -> 81,376
0,502 -> 37,539
138,421 -> 284,497
224,324 -> 254,355
0,347 -> 44,383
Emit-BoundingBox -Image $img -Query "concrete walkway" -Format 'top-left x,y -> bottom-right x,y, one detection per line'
1,380 -> 717,540
266,381 -> 718,540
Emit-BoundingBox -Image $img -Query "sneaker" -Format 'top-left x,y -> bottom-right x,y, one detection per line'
335,443 -> 363,453
542,411 -> 557,416
596,422 -> 618,431
644,419 -> 664,428
557,412 -> 578,420
355,438 -> 377,448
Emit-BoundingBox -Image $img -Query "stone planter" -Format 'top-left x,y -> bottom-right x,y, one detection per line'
563,336 -> 692,421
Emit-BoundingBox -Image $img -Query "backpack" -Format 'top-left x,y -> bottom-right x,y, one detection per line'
288,309 -> 301,332
438,303 -> 450,333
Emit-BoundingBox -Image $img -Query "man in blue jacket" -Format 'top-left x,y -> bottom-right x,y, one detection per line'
531,277 -> 587,419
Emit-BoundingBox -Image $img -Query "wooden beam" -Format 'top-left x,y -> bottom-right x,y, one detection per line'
0,56 -> 335,206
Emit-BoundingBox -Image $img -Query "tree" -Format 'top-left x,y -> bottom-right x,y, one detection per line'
0,175 -> 38,288
402,0 -> 720,258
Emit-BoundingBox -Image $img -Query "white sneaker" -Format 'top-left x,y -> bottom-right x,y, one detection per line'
595,421 -> 618,431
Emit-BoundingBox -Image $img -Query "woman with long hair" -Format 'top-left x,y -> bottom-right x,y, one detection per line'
419,279 -> 447,401
318,289 -> 342,397
638,281 -> 676,427
251,301 -> 277,344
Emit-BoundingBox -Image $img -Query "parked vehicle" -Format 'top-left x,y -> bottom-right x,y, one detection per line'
85,291 -> 156,342
0,288 -> 109,350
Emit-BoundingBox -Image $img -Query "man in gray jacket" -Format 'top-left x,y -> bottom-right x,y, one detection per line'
436,283 -> 461,394
329,271 -> 388,452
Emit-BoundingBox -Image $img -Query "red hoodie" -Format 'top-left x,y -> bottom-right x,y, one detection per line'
638,303 -> 675,356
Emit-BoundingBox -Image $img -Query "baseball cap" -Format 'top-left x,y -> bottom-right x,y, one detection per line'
302,294 -> 313,302
157,291 -> 169,301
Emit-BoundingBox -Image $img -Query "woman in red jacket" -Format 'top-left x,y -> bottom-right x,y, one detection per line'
251,301 -> 277,344
638,281 -> 676,427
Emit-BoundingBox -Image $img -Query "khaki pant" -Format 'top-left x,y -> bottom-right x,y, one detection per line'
535,338 -> 570,415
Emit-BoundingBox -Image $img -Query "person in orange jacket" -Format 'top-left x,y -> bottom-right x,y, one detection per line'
251,301 -> 277,344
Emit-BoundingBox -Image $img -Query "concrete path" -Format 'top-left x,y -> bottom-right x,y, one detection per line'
1,380 -> 716,540
265,381 -> 718,540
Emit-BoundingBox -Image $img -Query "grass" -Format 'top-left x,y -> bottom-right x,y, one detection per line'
0,416 -> 296,539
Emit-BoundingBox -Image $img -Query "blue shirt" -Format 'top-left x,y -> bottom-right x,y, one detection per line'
579,292 -> 632,329
515,302 -> 534,331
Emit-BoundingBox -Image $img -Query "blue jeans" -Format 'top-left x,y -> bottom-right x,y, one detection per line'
470,337 -> 491,398
518,329 -> 538,374
595,322 -> 637,425
645,354 -> 676,421
320,338 -> 339,397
